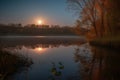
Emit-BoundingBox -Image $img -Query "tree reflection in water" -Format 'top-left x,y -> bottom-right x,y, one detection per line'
74,43 -> 120,80
73,44 -> 92,80
90,47 -> 120,80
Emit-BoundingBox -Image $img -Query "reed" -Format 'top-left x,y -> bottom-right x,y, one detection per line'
0,49 -> 33,80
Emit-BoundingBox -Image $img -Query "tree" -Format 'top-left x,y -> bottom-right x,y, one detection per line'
67,0 -> 101,37
106,0 -> 120,35
67,0 -> 120,38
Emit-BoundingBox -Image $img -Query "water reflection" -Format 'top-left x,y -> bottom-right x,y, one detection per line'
73,43 -> 120,80
48,62 -> 64,80
0,36 -> 85,80
34,47 -> 47,53
73,43 -> 92,80
1,36 -> 120,80
90,47 -> 120,80
35,47 -> 43,51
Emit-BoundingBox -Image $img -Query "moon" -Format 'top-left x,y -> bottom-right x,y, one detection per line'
37,20 -> 43,25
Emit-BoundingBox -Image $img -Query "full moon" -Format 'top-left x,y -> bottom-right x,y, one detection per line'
37,20 -> 43,25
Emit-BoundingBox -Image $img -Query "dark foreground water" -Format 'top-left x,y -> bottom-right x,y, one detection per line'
0,36 -> 120,80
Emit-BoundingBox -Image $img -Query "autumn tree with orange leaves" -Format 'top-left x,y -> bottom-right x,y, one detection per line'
67,0 -> 120,39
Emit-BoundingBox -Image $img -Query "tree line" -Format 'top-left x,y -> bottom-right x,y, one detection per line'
0,24 -> 79,36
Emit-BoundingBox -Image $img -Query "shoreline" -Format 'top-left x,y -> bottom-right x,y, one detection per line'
89,36 -> 120,50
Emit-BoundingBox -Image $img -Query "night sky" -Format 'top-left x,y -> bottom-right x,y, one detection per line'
0,0 -> 77,26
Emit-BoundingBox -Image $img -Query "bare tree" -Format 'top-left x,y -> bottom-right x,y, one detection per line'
67,0 -> 99,37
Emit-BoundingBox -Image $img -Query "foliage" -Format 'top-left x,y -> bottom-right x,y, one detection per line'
67,0 -> 120,39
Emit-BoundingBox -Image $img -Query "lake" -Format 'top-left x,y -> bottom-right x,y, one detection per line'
0,36 -> 120,80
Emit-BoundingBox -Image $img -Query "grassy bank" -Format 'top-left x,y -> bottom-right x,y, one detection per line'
89,36 -> 120,49
0,49 -> 33,80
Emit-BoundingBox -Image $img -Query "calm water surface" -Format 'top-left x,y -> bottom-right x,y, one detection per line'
0,36 -> 120,80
